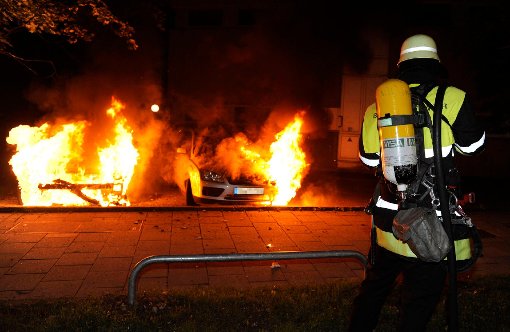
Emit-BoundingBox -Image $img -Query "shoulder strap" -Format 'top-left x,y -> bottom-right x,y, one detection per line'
404,84 -> 447,206
411,83 -> 435,160
412,83 -> 452,129
432,84 -> 448,149
412,82 -> 436,97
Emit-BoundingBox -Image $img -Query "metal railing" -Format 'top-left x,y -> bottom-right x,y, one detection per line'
127,250 -> 367,306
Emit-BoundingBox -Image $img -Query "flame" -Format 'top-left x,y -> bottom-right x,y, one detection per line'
6,97 -> 139,206
267,112 -> 308,205
237,111 -> 308,206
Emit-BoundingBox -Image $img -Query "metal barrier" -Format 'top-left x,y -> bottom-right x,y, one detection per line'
127,250 -> 367,306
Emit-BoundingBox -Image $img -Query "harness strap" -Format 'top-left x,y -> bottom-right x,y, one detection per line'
405,83 -> 449,207
412,84 -> 452,129
377,114 -> 425,127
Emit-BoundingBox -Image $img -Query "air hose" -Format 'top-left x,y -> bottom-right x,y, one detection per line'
432,84 -> 458,331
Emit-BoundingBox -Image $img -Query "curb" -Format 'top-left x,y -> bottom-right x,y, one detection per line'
0,205 -> 367,213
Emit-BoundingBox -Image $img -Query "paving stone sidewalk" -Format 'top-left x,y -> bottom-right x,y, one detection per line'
0,207 -> 508,301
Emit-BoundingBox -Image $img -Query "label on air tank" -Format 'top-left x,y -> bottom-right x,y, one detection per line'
382,137 -> 415,150
382,137 -> 417,164
382,136 -> 417,185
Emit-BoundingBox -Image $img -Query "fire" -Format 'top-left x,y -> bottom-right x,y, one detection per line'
6,97 -> 139,206
267,112 -> 308,205
239,111 -> 308,205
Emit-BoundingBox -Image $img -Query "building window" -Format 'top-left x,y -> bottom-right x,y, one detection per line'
188,9 -> 224,27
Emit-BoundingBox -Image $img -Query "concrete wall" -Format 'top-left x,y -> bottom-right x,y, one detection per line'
335,29 -> 389,169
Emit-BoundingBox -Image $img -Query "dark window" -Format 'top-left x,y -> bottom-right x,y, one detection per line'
188,9 -> 224,27
238,9 -> 256,26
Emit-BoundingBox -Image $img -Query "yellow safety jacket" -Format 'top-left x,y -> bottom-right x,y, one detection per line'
359,83 -> 486,260
360,85 -> 485,168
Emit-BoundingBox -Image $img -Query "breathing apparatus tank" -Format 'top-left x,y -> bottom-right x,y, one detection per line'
376,79 -> 418,197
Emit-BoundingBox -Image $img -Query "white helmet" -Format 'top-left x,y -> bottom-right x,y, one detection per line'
398,34 -> 440,65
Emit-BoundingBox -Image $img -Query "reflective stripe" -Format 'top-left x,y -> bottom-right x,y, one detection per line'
375,197 -> 398,210
438,210 -> 463,217
401,46 -> 438,55
455,132 -> 486,155
375,227 -> 472,260
424,145 -> 453,158
359,153 -> 380,167
375,197 -> 462,217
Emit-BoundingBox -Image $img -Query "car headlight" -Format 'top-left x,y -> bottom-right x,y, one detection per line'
200,170 -> 224,183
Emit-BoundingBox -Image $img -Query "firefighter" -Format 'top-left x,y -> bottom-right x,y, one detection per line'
348,34 -> 486,331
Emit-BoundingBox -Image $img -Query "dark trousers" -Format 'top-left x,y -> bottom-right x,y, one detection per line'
348,245 -> 447,332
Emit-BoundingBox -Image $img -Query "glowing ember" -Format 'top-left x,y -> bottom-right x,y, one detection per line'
6,97 -> 139,206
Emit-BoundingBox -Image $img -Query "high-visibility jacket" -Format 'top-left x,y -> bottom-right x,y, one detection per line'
359,83 -> 486,259
360,85 -> 486,167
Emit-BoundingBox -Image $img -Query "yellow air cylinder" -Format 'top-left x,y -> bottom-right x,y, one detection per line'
376,79 -> 417,191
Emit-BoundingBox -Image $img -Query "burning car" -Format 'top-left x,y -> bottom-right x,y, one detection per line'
174,132 -> 276,206
174,112 -> 309,207
6,98 -> 139,207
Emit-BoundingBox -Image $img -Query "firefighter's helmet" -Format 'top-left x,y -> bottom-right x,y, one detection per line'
398,34 -> 440,65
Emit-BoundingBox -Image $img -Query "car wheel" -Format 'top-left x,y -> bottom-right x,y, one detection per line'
185,179 -> 196,206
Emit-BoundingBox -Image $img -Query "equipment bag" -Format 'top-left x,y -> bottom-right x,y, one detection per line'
392,207 -> 451,262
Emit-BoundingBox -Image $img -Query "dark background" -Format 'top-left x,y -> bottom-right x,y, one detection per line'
1,0 -> 508,199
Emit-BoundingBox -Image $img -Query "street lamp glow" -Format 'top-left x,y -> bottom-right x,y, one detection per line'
151,104 -> 160,113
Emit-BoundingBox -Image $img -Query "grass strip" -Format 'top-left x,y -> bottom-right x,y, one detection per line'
0,274 -> 508,331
